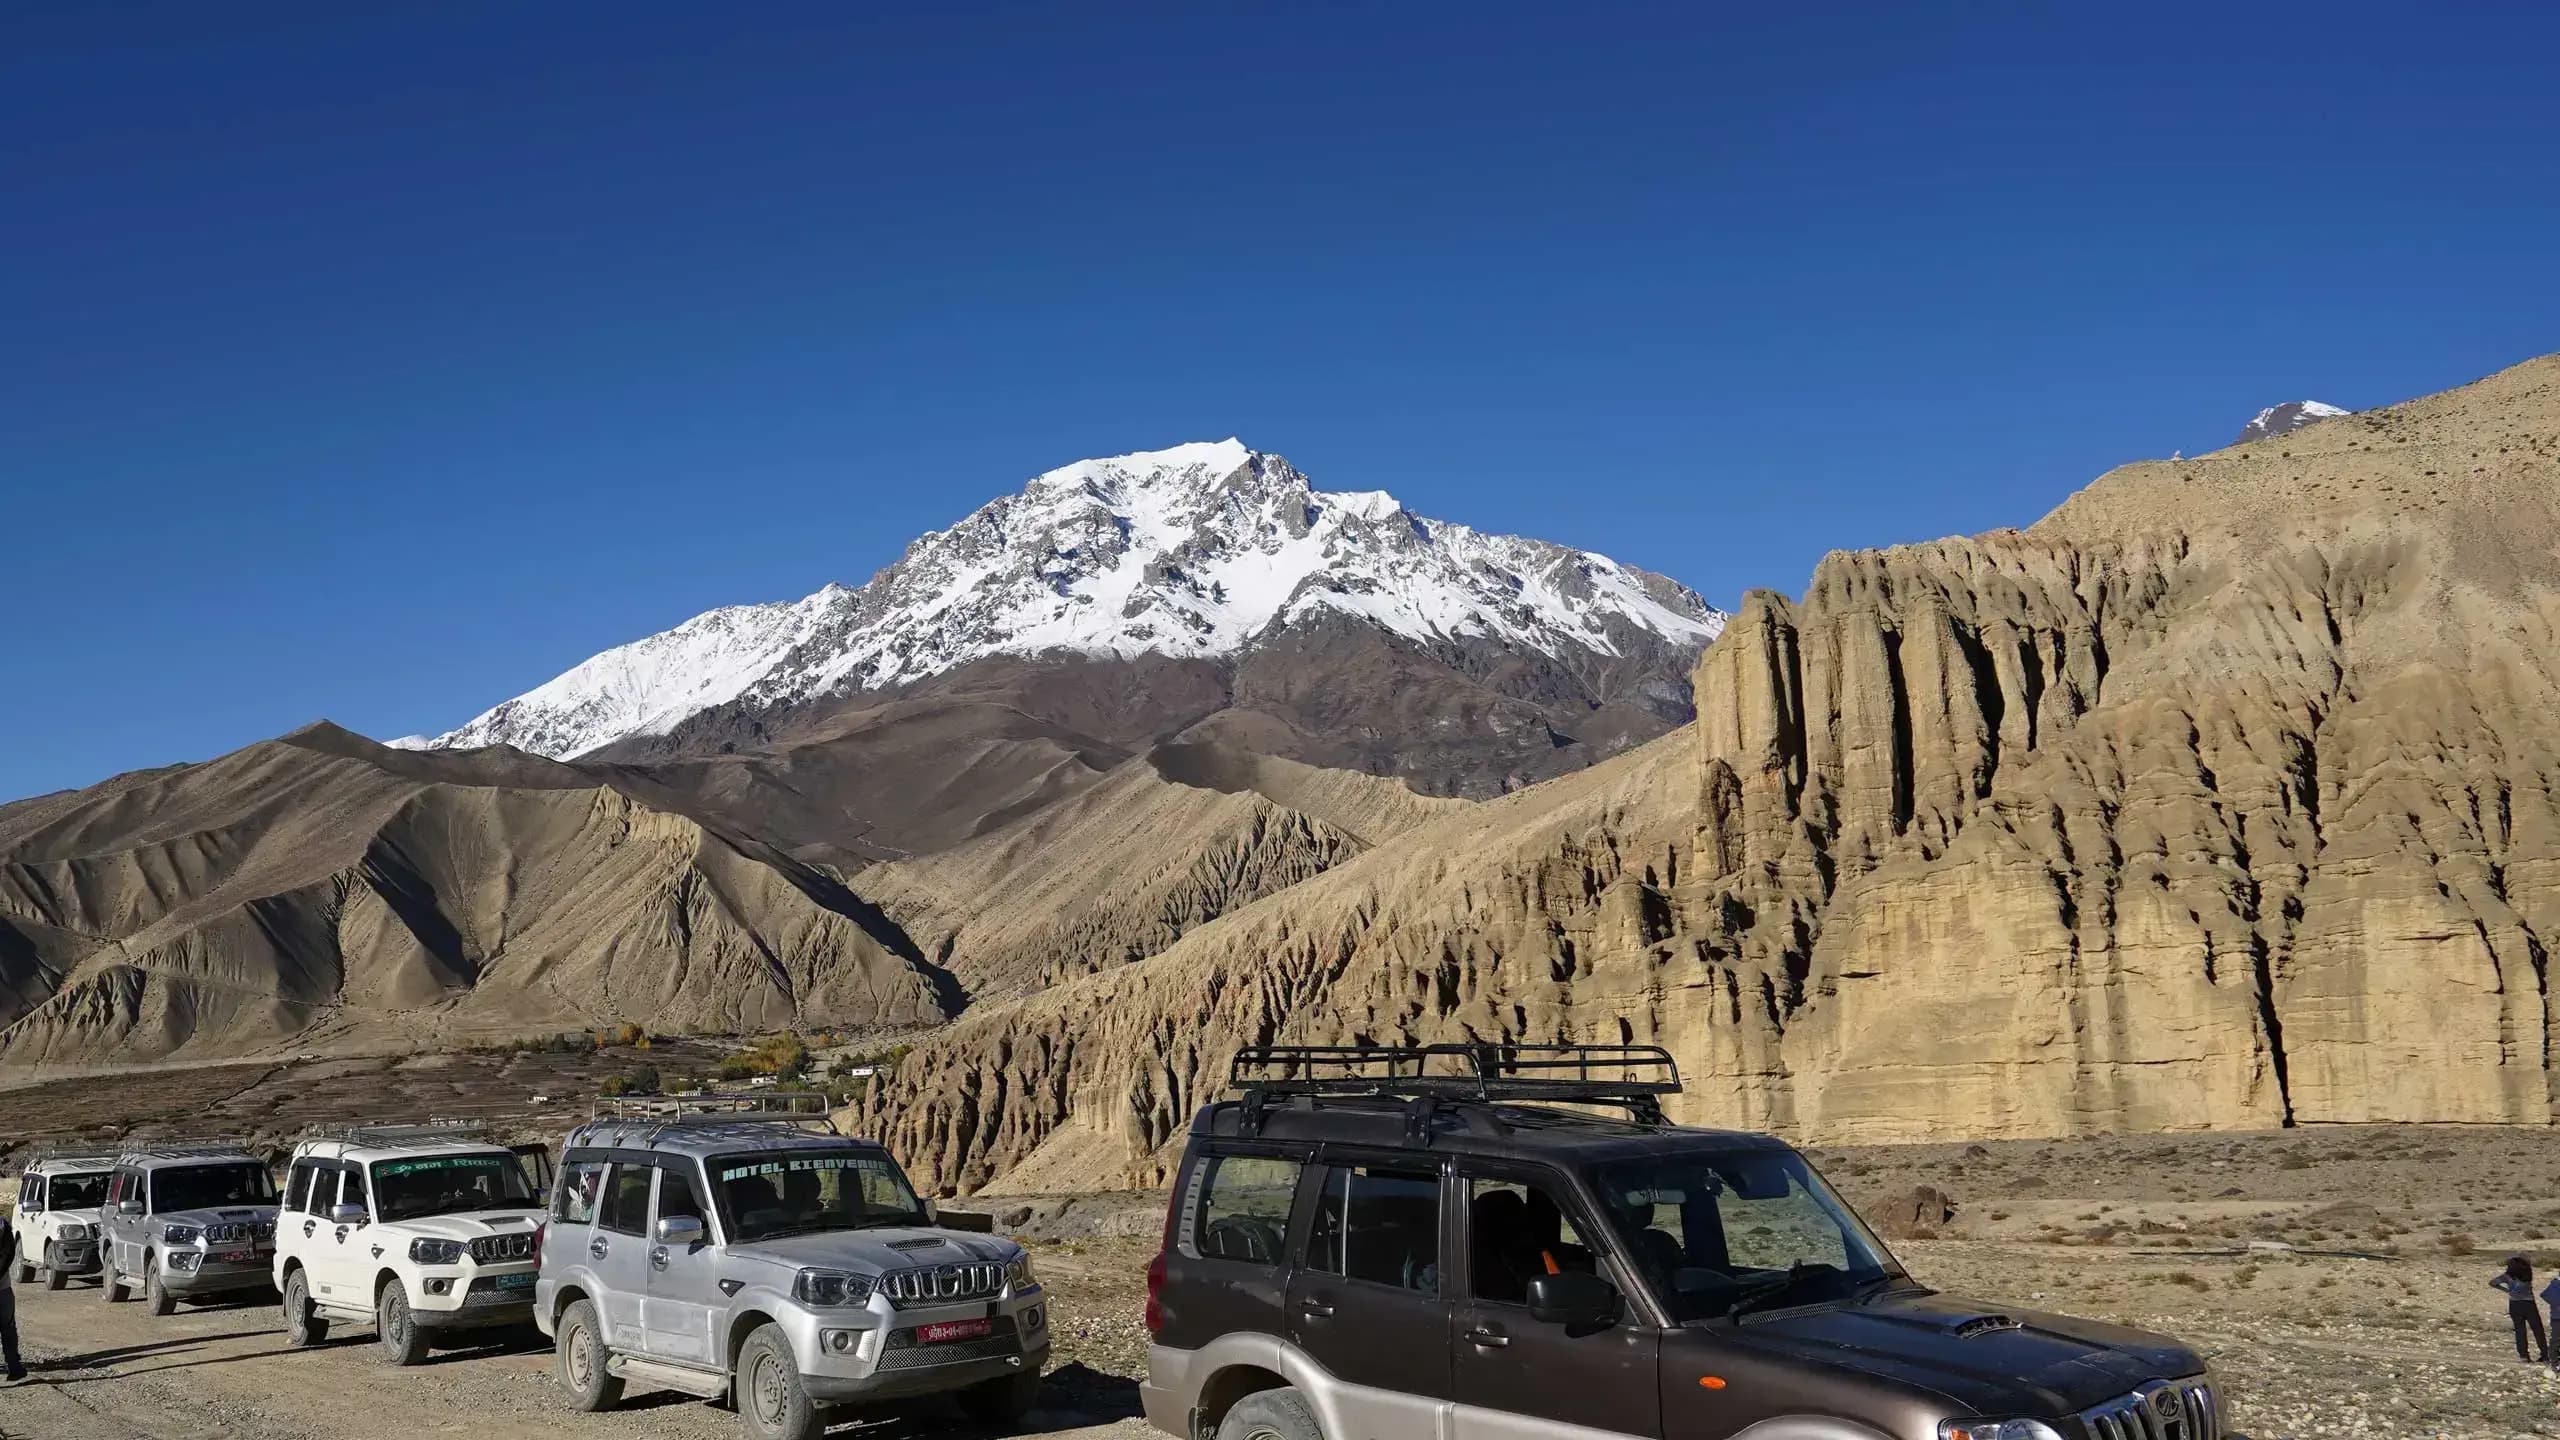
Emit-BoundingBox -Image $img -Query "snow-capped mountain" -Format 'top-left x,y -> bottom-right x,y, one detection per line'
425,440 -> 1726,759
2235,400 -> 2350,446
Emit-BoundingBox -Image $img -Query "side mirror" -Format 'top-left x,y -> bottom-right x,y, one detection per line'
1526,1270 -> 1620,1331
655,1215 -> 705,1246
330,1203 -> 368,1226
117,1200 -> 144,1217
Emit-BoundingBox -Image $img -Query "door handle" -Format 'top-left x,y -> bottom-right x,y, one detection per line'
1467,1327 -> 1510,1349
650,1247 -> 669,1271
1300,1299 -> 1336,1318
590,1237 -> 610,1261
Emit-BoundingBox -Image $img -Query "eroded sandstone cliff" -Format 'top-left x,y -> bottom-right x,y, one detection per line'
866,354 -> 2560,1191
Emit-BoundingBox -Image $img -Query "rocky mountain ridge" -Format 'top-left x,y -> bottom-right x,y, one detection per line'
420,440 -> 1725,760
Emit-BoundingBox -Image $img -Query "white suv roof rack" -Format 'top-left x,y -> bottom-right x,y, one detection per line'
294,1121 -> 500,1150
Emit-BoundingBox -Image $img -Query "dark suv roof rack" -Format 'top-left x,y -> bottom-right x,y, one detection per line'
1231,1043 -> 1681,1136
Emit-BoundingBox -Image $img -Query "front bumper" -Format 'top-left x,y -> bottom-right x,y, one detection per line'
792,1289 -> 1052,1403
46,1238 -> 101,1276
413,1271 -> 541,1330
162,1251 -> 278,1296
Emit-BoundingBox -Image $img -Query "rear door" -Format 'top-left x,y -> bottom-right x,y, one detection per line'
1286,1155 -> 1450,1431
592,1161 -> 657,1353
1155,1145 -> 1312,1355
1447,1165 -> 1660,1440
641,1161 -> 720,1366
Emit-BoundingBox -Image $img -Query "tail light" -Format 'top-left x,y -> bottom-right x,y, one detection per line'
1144,1183 -> 1179,1336
532,1222 -> 546,1268
1143,1250 -> 1169,1336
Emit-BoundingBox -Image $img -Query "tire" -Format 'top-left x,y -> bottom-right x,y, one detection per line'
282,1268 -> 328,1347
377,1280 -> 431,1366
10,1254 -> 29,1285
101,1256 -> 127,1303
43,1246 -> 68,1291
1216,1387 -> 1324,1440
734,1322 -> 820,1440
145,1256 -> 177,1316
956,1368 -> 1043,1427
555,1298 -> 624,1412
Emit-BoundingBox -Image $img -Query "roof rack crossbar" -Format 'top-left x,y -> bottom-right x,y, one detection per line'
294,1122 -> 497,1150
1230,1043 -> 1681,1132
579,1090 -> 839,1145
113,1138 -> 258,1160
19,1142 -> 126,1164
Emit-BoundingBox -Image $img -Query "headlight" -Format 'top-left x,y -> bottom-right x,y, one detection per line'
1940,1422 -> 2066,1440
409,1238 -> 466,1265
1006,1254 -> 1040,1290
794,1268 -> 877,1307
59,1222 -> 90,1240
162,1224 -> 202,1246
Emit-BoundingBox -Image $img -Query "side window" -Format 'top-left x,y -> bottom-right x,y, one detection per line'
341,1166 -> 373,1222
657,1166 -> 706,1226
1463,1175 -> 1597,1305
1308,1163 -> 1440,1294
555,1160 -> 607,1225
21,1176 -> 40,1211
1185,1154 -> 1300,1265
285,1162 -> 314,1215
599,1164 -> 653,1237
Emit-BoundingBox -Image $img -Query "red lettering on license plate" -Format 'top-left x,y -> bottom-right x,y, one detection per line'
917,1319 -> 993,1345
217,1249 -> 252,1264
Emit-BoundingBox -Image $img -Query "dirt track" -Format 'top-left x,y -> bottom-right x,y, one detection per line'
0,1275 -> 1150,1440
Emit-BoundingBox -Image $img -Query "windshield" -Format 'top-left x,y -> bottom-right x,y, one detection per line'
372,1152 -> 539,1223
49,1173 -> 111,1210
1592,1148 -> 1907,1323
152,1163 -> 276,1213
710,1150 -> 926,1244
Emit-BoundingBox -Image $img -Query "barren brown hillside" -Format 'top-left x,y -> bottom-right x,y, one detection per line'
868,354 -> 2560,1192
0,723 -> 950,1068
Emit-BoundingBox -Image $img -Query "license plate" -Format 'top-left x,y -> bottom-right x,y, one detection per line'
495,1272 -> 537,1289
916,1318 -> 992,1345
216,1248 -> 253,1265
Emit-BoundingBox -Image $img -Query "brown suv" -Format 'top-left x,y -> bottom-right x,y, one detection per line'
1140,1045 -> 2227,1440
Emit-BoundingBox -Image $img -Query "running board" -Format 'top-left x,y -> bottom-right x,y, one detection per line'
607,1354 -> 731,1399
314,1304 -> 374,1325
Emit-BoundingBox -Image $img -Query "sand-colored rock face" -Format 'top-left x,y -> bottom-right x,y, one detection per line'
869,355 -> 2560,1192
0,724 -> 949,1068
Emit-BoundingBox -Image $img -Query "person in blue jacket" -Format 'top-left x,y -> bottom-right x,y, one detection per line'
2495,1255 -> 2550,1362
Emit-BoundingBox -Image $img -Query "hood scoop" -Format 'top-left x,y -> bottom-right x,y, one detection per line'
886,1237 -> 950,1252
1953,1314 -> 2025,1339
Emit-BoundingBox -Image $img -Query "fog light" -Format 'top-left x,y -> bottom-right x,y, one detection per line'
1023,1305 -> 1043,1332
165,1252 -> 202,1273
426,1278 -> 453,1296
825,1330 -> 857,1353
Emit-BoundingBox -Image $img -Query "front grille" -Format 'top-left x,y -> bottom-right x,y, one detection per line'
878,1316 -> 1020,1370
2082,1378 -> 2219,1440
205,1222 -> 255,1244
470,1232 -> 536,1263
876,1261 -> 1005,1307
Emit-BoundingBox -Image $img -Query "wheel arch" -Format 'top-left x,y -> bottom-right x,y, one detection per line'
549,1282 -> 591,1327
1196,1363 -> 1292,1433
723,1308 -> 783,1375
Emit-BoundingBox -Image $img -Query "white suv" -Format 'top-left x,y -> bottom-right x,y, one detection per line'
273,1124 -> 551,1364
11,1145 -> 117,1290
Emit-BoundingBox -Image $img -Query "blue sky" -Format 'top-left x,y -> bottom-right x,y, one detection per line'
6,1 -> 2556,802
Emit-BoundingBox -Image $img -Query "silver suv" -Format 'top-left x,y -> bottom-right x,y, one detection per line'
536,1097 -> 1051,1440
97,1140 -> 281,1314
